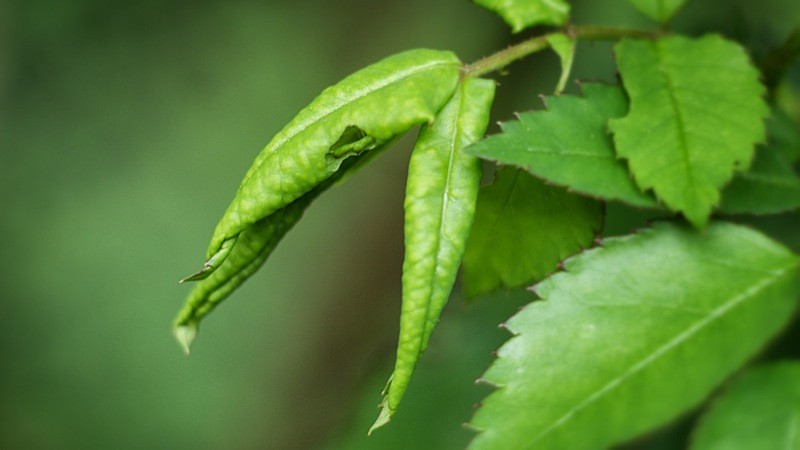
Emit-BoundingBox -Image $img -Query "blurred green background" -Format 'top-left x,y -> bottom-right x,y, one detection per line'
1,1 -> 798,449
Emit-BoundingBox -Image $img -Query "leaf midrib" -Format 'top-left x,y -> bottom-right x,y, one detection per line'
527,263 -> 795,447
418,84 -> 469,354
654,41 -> 697,197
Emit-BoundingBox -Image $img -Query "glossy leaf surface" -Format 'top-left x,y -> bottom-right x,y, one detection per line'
628,0 -> 687,23
469,221 -> 800,450
691,362 -> 800,450
611,35 -> 768,227
461,167 -> 602,298
189,49 -> 461,279
372,78 -> 496,431
473,0 -> 570,33
469,83 -> 658,208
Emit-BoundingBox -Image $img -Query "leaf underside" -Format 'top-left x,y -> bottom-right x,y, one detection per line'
372,78 -> 496,432
461,167 -> 603,298
691,362 -> 800,450
473,0 -> 570,33
469,221 -> 800,450
611,35 -> 768,227
468,82 -> 658,208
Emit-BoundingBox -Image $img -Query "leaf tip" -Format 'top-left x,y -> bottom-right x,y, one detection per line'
179,265 -> 212,283
173,322 -> 198,355
368,403 -> 392,435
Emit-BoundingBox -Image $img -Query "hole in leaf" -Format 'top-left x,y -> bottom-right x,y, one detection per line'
327,125 -> 378,161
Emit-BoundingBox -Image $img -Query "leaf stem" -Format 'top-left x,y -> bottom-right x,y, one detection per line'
462,25 -> 660,78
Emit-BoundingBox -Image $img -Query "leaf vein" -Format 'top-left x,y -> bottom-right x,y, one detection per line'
528,264 -> 794,446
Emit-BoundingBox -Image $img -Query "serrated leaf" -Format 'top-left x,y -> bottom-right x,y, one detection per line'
720,145 -> 800,215
469,221 -> 800,450
691,362 -> 800,450
461,167 -> 603,298
473,0 -> 570,33
188,49 -> 461,279
627,0 -> 687,23
611,35 -> 769,227
546,33 -> 576,94
372,78 -> 496,432
468,83 -> 658,208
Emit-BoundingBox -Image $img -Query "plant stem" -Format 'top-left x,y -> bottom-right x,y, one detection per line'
462,25 -> 659,78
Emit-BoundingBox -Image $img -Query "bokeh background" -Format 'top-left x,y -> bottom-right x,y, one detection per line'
2,1 -> 798,449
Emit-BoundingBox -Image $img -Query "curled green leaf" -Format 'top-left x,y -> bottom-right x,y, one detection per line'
173,149 -> 392,352
185,48 -> 462,280
371,77 -> 496,432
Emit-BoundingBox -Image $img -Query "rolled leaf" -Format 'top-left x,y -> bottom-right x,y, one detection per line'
186,49 -> 462,280
371,77 -> 496,432
173,149 -> 391,353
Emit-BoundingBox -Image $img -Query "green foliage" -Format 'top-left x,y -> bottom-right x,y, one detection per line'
611,35 -> 769,228
467,83 -> 658,208
172,150 -> 389,352
461,167 -> 602,298
770,107 -> 800,163
373,78 -> 496,431
175,49 -> 460,346
691,362 -> 800,449
187,49 -> 461,281
627,0 -> 687,23
544,33 -> 576,94
720,145 -> 800,215
719,107 -> 800,215
174,1 -> 800,448
469,222 -> 800,449
473,0 -> 570,33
